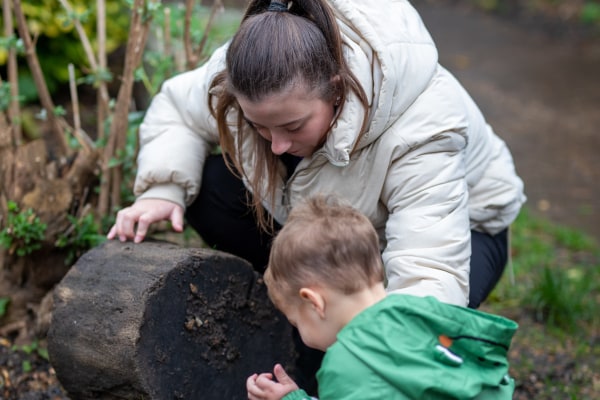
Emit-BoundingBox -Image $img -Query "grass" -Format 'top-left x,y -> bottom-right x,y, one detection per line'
483,207 -> 600,399
487,207 -> 599,326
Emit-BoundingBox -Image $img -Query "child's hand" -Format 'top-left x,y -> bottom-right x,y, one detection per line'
247,364 -> 300,400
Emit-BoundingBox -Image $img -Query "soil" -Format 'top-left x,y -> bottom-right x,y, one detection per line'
0,0 -> 600,400
0,336 -> 67,400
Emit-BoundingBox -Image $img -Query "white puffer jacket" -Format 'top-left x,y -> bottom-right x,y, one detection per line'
134,0 -> 526,306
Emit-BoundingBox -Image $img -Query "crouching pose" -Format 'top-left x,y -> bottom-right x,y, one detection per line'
247,195 -> 518,400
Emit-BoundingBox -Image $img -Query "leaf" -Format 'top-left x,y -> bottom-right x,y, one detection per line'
0,297 -> 10,317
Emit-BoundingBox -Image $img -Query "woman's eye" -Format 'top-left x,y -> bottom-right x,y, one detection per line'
251,124 -> 267,133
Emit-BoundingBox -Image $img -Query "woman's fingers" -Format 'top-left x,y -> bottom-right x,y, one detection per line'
107,199 -> 184,242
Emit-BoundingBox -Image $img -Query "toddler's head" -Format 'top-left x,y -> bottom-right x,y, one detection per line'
265,194 -> 384,311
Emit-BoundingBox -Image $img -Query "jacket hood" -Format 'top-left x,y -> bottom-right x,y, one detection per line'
333,295 -> 517,398
322,0 -> 439,165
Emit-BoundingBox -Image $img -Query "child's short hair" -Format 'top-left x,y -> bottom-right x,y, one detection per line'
265,194 -> 384,300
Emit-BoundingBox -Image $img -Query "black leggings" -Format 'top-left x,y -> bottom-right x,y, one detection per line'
185,155 -> 277,272
185,155 -> 509,391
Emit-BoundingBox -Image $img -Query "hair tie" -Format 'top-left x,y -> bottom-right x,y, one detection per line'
267,1 -> 288,12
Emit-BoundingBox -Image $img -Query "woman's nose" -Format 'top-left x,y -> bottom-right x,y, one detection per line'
270,132 -> 292,155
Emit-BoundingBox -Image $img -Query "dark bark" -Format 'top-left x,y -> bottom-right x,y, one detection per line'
48,240 -> 296,400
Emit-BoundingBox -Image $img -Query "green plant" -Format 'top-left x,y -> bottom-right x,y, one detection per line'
135,4 -> 242,97
486,206 -> 600,332
0,80 -> 12,111
55,213 -> 106,265
11,340 -> 49,373
525,266 -> 593,331
0,0 -> 131,102
0,201 -> 47,256
581,1 -> 600,25
0,32 -> 24,66
0,297 -> 9,318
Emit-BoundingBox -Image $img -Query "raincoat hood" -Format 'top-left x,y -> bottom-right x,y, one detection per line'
317,295 -> 517,399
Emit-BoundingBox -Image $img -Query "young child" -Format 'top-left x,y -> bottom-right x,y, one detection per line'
246,194 -> 518,400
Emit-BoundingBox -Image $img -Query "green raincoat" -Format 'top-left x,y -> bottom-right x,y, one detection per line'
284,294 -> 517,400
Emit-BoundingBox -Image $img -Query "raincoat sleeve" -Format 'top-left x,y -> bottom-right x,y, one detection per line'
316,346 -> 391,400
133,44 -> 228,209
282,389 -> 316,400
381,131 -> 471,306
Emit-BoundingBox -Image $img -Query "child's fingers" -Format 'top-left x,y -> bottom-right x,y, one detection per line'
273,364 -> 292,383
247,374 -> 266,399
273,364 -> 298,390
255,372 -> 274,387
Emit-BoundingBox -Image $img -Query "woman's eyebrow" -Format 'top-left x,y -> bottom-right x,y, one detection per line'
243,116 -> 306,128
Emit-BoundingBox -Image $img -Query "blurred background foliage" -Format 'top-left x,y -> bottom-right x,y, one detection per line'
0,0 -> 130,103
466,0 -> 600,29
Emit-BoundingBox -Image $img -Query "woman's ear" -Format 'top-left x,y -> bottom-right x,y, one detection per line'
331,75 -> 342,105
299,287 -> 326,319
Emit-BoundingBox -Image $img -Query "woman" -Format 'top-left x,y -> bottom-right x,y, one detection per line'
109,0 -> 525,317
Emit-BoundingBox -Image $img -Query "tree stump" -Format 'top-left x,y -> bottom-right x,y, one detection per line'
47,240 -> 296,400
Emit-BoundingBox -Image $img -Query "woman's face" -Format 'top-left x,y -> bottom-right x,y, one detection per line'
237,84 -> 336,158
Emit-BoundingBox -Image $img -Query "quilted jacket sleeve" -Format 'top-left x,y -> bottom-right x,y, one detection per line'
381,131 -> 471,306
133,45 -> 228,208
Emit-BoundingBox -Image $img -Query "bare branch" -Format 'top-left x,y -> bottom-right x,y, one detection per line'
3,0 -> 21,145
194,0 -> 224,66
184,0 -> 197,69
185,0 -> 224,70
164,7 -> 172,58
57,0 -> 99,70
0,75 -> 13,149
12,0 -> 71,158
97,0 -> 109,142
98,0 -> 152,215
68,64 -> 95,153
58,0 -> 111,142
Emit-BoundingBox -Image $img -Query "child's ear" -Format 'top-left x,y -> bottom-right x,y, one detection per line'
299,287 -> 326,319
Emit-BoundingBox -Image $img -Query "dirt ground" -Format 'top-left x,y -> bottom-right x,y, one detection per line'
2,311 -> 598,399
0,337 -> 67,400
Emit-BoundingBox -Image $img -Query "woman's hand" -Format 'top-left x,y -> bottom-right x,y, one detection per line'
247,364 -> 300,400
107,198 -> 184,243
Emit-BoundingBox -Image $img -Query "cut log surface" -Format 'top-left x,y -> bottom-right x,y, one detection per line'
48,240 -> 296,400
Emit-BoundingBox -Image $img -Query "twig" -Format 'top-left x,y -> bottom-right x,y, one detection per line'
58,0 -> 111,140
57,0 -> 98,71
12,0 -> 71,158
68,64 -> 95,152
185,0 -> 224,70
97,0 -> 109,142
184,0 -> 196,69
0,319 -> 26,337
3,0 -> 21,145
164,7 -> 172,59
194,0 -> 223,66
0,75 -> 13,148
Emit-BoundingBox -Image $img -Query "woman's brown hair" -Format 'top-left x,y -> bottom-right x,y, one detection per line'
209,0 -> 369,233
